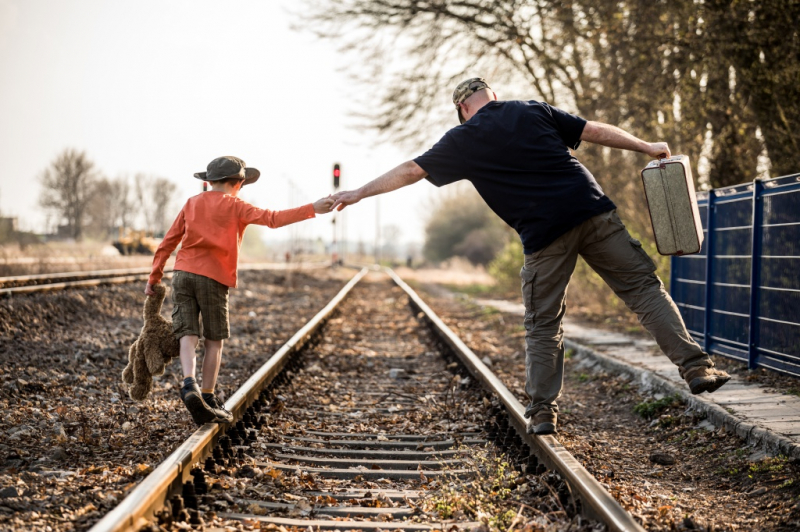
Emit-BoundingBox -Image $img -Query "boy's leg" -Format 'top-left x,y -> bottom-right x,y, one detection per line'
521,227 -> 581,430
579,211 -> 729,392
178,334 -> 224,425
200,339 -> 232,420
180,335 -> 200,378
201,339 -> 223,393
195,275 -> 233,421
172,271 -> 227,425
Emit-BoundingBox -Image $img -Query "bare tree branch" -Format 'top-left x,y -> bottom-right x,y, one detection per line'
38,149 -> 100,240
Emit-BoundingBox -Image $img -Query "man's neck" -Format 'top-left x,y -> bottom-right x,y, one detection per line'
472,99 -> 493,114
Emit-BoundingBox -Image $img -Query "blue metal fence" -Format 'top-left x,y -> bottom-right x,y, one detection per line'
670,173 -> 800,377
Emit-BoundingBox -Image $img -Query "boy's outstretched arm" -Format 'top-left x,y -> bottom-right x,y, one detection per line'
331,160 -> 427,211
237,200 -> 316,228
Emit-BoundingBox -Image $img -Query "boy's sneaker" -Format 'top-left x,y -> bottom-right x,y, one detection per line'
526,410 -> 557,435
202,393 -> 234,423
683,366 -> 731,394
181,381 -> 226,425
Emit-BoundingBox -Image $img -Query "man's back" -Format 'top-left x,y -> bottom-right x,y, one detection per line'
415,100 -> 616,254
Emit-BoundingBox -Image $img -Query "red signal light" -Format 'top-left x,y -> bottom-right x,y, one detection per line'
333,163 -> 341,189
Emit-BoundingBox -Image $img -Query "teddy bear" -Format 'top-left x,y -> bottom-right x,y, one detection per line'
121,283 -> 180,401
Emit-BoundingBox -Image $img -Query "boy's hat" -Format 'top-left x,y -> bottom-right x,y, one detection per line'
452,77 -> 491,124
194,156 -> 260,186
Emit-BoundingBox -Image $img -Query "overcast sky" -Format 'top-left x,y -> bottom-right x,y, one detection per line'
0,0 -> 453,251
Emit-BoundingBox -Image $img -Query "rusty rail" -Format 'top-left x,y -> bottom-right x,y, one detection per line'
88,267 -> 369,532
385,268 -> 646,532
0,262 -> 331,295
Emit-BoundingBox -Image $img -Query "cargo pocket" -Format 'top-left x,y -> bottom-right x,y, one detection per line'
171,304 -> 184,336
628,237 -> 657,273
520,267 -> 536,314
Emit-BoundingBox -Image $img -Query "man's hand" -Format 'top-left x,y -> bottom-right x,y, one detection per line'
331,190 -> 363,211
144,283 -> 156,296
645,142 -> 671,159
313,195 -> 334,214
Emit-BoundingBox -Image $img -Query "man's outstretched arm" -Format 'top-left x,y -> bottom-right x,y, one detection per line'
581,121 -> 671,159
331,160 -> 428,211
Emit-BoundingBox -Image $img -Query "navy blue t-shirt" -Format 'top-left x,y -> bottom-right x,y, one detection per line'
414,100 -> 616,254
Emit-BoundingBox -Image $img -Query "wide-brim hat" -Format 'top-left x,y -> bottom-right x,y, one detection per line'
194,156 -> 260,186
453,77 -> 491,124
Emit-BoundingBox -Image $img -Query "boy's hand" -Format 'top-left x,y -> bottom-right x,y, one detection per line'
331,190 -> 362,211
144,283 -> 156,296
313,195 -> 334,214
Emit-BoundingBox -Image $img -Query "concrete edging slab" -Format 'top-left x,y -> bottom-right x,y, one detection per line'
565,339 -> 800,461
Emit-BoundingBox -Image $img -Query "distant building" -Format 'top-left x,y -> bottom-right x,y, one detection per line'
0,217 -> 17,242
0,217 -> 17,234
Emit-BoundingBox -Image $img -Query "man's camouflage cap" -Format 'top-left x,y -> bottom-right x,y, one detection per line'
453,77 -> 491,124
194,156 -> 260,186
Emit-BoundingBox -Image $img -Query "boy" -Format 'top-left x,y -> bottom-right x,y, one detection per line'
145,156 -> 333,425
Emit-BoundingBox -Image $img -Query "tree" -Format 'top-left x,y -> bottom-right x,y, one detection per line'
39,149 -> 100,240
299,0 -> 799,188
85,178 -> 115,239
134,174 -> 178,235
108,176 -> 135,231
423,186 -> 509,265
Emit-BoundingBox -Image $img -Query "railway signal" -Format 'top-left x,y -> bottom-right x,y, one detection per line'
333,163 -> 341,190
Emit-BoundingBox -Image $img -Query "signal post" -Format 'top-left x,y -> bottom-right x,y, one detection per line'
332,163 -> 340,266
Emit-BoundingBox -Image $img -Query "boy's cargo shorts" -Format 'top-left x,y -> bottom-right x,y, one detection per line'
171,270 -> 230,340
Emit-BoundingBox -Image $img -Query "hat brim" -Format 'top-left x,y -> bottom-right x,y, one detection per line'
243,168 -> 260,185
194,167 -> 260,186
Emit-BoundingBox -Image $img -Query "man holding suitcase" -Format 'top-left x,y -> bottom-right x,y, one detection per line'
331,78 -> 730,435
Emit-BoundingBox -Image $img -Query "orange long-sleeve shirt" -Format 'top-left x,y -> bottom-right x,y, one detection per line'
149,191 -> 315,287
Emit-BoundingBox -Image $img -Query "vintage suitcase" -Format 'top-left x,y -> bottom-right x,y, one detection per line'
640,155 -> 704,255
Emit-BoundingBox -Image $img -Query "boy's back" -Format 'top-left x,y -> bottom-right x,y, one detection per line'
150,191 -> 314,288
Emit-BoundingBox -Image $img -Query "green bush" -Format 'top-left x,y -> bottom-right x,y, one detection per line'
487,238 -> 523,294
423,187 -> 510,265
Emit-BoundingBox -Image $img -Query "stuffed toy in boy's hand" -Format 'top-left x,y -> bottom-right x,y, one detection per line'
121,283 -> 180,400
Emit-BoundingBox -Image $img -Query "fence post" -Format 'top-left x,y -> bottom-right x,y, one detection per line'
703,190 -> 716,353
669,255 -> 676,298
747,179 -> 764,369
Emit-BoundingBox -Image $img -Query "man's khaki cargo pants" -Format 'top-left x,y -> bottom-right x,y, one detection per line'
520,210 -> 713,418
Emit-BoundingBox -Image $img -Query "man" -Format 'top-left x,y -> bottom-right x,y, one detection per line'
331,78 -> 730,435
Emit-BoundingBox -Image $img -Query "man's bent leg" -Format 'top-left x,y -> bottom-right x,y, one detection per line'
521,234 -> 579,419
580,211 -> 712,372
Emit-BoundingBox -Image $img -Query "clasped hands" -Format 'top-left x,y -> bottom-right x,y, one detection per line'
314,190 -> 362,213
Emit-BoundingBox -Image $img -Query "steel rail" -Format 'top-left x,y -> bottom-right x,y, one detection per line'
0,262 -> 328,295
89,267 -> 369,532
0,274 -> 166,295
386,268 -> 646,532
0,268 -> 154,285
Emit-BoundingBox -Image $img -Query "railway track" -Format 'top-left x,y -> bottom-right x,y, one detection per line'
69,266 -> 645,532
0,262 -> 330,295
0,268 -> 164,295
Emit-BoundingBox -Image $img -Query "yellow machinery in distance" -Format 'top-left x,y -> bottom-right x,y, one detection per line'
112,228 -> 160,255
